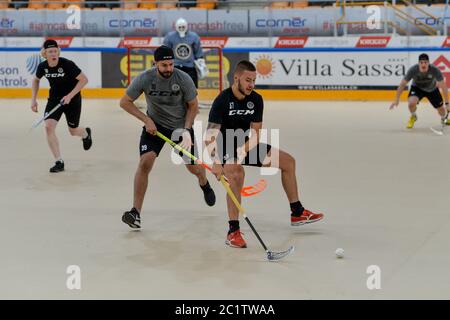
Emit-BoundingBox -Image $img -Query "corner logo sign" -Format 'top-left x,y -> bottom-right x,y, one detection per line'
356,36 -> 391,48
433,55 -> 450,87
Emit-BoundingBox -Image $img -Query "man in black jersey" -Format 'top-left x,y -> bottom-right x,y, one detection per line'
205,60 -> 324,248
31,39 -> 92,173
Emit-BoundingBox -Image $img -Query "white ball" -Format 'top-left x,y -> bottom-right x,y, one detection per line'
335,248 -> 344,258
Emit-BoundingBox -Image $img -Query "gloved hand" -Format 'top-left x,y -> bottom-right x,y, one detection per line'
194,58 -> 209,79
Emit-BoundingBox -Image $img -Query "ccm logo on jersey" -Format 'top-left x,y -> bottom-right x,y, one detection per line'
229,110 -> 255,115
45,73 -> 65,78
148,90 -> 180,96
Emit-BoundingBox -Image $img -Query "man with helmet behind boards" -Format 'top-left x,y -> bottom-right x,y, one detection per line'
163,18 -> 209,93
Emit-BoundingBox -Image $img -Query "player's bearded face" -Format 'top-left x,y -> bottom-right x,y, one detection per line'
157,61 -> 174,78
419,60 -> 429,72
237,71 -> 256,96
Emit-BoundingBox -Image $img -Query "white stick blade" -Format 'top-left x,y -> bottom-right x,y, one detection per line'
267,246 -> 295,261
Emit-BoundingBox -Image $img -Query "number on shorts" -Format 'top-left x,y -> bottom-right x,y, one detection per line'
141,145 -> 148,152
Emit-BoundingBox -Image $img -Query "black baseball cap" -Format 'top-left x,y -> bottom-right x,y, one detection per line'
43,39 -> 58,49
418,53 -> 429,61
154,45 -> 174,62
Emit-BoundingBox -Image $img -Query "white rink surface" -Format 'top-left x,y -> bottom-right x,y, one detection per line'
1,99 -> 450,300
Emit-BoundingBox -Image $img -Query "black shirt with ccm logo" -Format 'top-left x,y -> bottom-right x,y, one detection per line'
209,87 -> 264,135
35,57 -> 82,99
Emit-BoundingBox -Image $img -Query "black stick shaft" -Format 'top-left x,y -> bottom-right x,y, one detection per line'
244,216 -> 268,251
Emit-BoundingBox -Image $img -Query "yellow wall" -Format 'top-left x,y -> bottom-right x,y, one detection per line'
0,88 -> 406,101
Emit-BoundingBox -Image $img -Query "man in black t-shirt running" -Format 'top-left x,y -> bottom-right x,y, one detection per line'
31,39 -> 92,173
205,60 -> 324,249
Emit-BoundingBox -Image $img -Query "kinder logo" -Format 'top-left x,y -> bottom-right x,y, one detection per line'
275,37 -> 308,48
356,36 -> 390,48
433,55 -> 450,86
47,37 -> 73,48
442,37 -> 450,47
200,37 -> 228,48
119,37 -> 152,47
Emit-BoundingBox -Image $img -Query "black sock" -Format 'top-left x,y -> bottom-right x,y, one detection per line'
290,201 -> 304,217
200,181 -> 211,191
228,220 -> 240,234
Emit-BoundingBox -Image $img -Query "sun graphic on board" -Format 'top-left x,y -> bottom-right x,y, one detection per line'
253,55 -> 276,79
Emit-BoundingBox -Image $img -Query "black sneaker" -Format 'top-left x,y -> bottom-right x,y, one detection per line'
82,127 -> 92,150
49,160 -> 64,173
122,207 -> 141,229
200,181 -> 216,207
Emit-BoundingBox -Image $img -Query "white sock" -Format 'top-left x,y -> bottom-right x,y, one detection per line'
82,129 -> 88,139
411,112 -> 417,117
56,158 -> 63,163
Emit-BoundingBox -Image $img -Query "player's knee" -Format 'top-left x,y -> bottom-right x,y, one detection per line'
408,100 -> 417,108
186,164 -> 202,176
68,127 -> 77,136
227,166 -> 245,184
138,154 -> 156,173
45,123 -> 55,134
283,153 -> 296,172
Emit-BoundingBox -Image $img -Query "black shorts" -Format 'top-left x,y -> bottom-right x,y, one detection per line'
408,86 -> 443,109
218,142 -> 272,168
139,122 -> 197,164
45,95 -> 82,128
175,65 -> 198,88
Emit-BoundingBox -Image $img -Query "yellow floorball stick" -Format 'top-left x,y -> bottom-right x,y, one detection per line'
156,131 -> 294,261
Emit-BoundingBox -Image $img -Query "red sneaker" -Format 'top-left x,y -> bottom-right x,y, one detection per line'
291,209 -> 324,226
226,230 -> 247,248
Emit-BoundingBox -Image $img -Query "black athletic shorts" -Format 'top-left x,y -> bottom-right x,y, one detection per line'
139,122 -> 197,164
218,141 -> 272,168
175,65 -> 198,88
408,85 -> 443,109
45,95 -> 82,128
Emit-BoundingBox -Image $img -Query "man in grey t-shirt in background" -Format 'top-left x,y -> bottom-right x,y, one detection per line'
163,18 -> 206,89
390,53 -> 449,129
119,45 -> 216,229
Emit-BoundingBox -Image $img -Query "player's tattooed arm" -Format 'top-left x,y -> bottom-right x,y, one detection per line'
205,122 -> 221,162
243,122 -> 262,154
206,122 -> 224,179
207,122 -> 221,129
